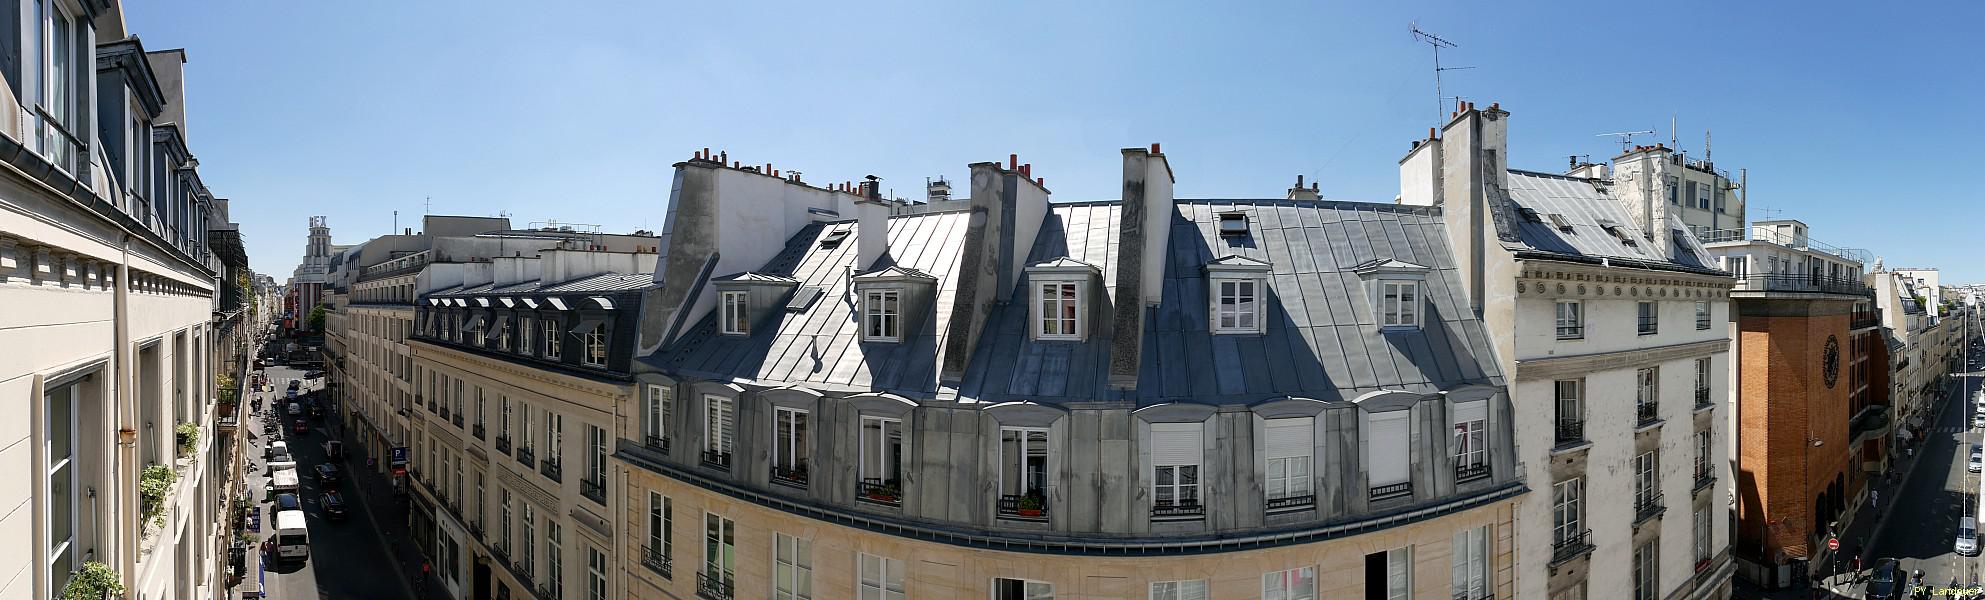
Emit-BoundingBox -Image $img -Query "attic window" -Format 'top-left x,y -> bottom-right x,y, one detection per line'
819,230 -> 851,248
1218,213 -> 1249,237
1519,208 -> 1542,223
1546,214 -> 1574,233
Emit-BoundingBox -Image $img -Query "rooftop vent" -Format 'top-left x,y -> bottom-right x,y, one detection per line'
819,229 -> 851,248
1218,212 -> 1249,237
1546,213 -> 1574,233
1519,207 -> 1542,223
786,286 -> 824,312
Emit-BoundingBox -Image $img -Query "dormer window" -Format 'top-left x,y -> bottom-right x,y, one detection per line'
1218,212 -> 1249,236
721,291 -> 750,336
862,289 -> 901,342
853,266 -> 934,344
1353,258 -> 1430,331
582,322 -> 608,367
1380,281 -> 1419,327
1036,282 -> 1081,340
1205,255 -> 1272,335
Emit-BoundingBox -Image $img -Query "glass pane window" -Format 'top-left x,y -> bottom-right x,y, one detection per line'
705,395 -> 735,456
1451,526 -> 1488,600
1037,282 -> 1081,339
1452,419 -> 1486,468
1382,281 -> 1419,327
521,317 -> 534,355
703,513 -> 735,579
583,323 -> 608,366
773,532 -> 813,600
1553,478 -> 1582,543
774,407 -> 810,478
46,380 -> 77,589
588,546 -> 608,600
647,492 -> 672,560
1695,301 -> 1711,330
1000,428 -> 1050,496
544,319 -> 562,359
721,291 -> 750,335
1215,279 -> 1259,333
1633,540 -> 1660,600
858,554 -> 905,600
1150,580 -> 1209,600
1635,451 -> 1659,507
646,385 -> 674,443
860,416 -> 904,484
1262,567 -> 1317,600
993,578 -> 1055,600
864,289 -> 901,341
1637,301 -> 1658,334
1555,300 -> 1582,338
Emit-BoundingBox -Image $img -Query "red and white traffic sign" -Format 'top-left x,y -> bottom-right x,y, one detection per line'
1828,538 -> 1839,551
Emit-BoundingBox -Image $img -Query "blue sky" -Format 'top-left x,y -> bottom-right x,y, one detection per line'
123,1 -> 1983,282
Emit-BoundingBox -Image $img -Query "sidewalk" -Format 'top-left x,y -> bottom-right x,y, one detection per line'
337,414 -> 445,598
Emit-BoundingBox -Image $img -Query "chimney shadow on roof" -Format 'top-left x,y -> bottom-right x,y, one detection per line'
1380,299 -> 1489,389
1160,207 -> 1329,403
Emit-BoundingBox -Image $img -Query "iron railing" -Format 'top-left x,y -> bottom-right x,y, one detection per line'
516,447 -> 535,468
1265,494 -> 1315,511
1550,529 -> 1594,566
1555,421 -> 1585,445
997,494 -> 1049,521
1456,463 -> 1491,483
1556,324 -> 1583,340
645,434 -> 671,455
1695,387 -> 1712,408
1369,481 -> 1413,502
857,478 -> 901,506
696,571 -> 734,600
452,414 -> 463,428
472,424 -> 485,440
1733,274 -> 1872,297
1694,467 -> 1715,492
701,450 -> 732,470
1150,499 -> 1204,519
1637,402 -> 1659,425
580,479 -> 605,504
1635,494 -> 1665,524
494,436 -> 512,455
641,546 -> 672,579
540,458 -> 562,482
771,465 -> 809,488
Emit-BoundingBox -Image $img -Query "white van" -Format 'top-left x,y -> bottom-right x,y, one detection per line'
274,509 -> 310,560
270,467 -> 299,495
1959,516 -> 1979,556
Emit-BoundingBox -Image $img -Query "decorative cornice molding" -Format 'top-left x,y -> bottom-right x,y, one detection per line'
1513,260 -> 1734,303
1517,338 -> 1731,380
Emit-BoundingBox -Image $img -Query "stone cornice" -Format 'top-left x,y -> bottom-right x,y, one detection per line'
1515,260 -> 1733,303
413,340 -> 628,406
1517,338 -> 1731,381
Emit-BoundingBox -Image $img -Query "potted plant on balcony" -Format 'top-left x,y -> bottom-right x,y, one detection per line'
140,464 -> 177,526
865,481 -> 900,503
176,422 -> 200,455
1017,491 -> 1045,517
62,561 -> 124,600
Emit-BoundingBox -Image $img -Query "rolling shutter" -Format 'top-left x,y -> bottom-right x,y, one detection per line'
1368,411 -> 1410,486
1264,418 -> 1313,460
1151,422 -> 1203,467
1452,401 -> 1487,425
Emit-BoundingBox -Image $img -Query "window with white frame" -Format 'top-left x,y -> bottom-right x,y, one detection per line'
705,395 -> 735,466
1634,451 -> 1659,510
520,502 -> 536,573
35,1 -> 81,170
1213,278 -> 1261,334
1151,422 -> 1204,515
546,412 -> 563,467
1150,579 -> 1209,600
1555,379 -> 1584,443
858,554 -> 905,600
993,578 -> 1054,600
1695,301 -> 1711,330
1694,508 -> 1712,566
860,416 -> 904,496
1452,526 -> 1489,600
582,322 -> 607,367
774,532 -> 813,600
588,545 -> 608,600
1637,301 -> 1658,335
647,492 -> 672,566
543,318 -> 562,359
1036,281 -> 1082,340
999,427 -> 1050,502
1366,410 -> 1411,498
645,384 -> 673,448
474,314 -> 488,346
704,513 -> 736,585
1694,357 -> 1711,406
1636,367 -> 1659,421
45,378 -> 79,590
1633,539 -> 1659,600
1263,417 -> 1314,508
721,291 -> 750,335
586,424 -> 607,493
1452,401 -> 1488,479
474,470 -> 486,529
1695,430 -> 1712,480
863,289 -> 901,342
1555,300 -> 1583,339
520,402 -> 536,455
773,407 -> 810,485
1367,547 -> 1411,600
500,395 -> 512,442
1262,566 -> 1317,600
475,388 -> 486,429
497,317 -> 513,350
546,518 -> 563,598
499,489 -> 513,552
520,316 -> 534,355
1380,281 -> 1420,327
1553,478 -> 1582,545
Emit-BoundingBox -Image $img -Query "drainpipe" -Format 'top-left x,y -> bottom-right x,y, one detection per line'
114,233 -> 137,592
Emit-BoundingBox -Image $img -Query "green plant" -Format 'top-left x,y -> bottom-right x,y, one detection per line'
175,422 -> 199,455
1018,493 -> 1043,511
61,561 -> 124,600
139,464 -> 177,521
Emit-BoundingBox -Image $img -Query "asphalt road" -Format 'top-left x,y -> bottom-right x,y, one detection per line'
247,364 -> 414,600
1853,340 -> 1985,599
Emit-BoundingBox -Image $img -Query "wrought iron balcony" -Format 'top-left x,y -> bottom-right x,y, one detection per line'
1555,420 -> 1586,446
1556,325 -> 1584,340
1150,499 -> 1204,519
1732,274 -> 1873,297
645,434 -> 671,454
516,447 -> 536,468
540,457 -> 562,482
1369,481 -> 1413,502
1695,387 -> 1712,408
997,493 -> 1049,521
452,414 -> 463,428
1550,529 -> 1595,566
581,479 -> 605,504
857,478 -> 901,507
696,571 -> 734,600
771,465 -> 809,488
641,545 -> 672,580
1455,462 -> 1491,483
1265,494 -> 1315,512
472,423 -> 485,440
700,450 -> 732,470
1637,402 -> 1660,425
468,521 -> 484,541
1635,494 -> 1666,524
494,435 -> 512,455
1694,468 -> 1715,492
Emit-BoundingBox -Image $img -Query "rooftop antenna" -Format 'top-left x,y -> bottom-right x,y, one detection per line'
1596,130 -> 1657,154
424,196 -> 431,215
1704,130 -> 1712,161
1410,21 -> 1473,127
1758,205 -> 1783,221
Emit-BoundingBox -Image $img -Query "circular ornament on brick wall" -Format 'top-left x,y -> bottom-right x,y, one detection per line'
1822,335 -> 1840,389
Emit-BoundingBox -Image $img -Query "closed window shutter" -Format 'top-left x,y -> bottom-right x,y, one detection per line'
1151,422 -> 1203,467
1452,401 -> 1487,425
1264,418 -> 1313,460
1368,411 -> 1410,486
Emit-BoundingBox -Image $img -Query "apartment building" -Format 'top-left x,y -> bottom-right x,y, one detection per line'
1400,104 -> 1736,600
1699,220 -> 1878,588
609,147 -> 1523,600
1567,144 -> 1745,241
0,4 -> 245,599
404,249 -> 658,600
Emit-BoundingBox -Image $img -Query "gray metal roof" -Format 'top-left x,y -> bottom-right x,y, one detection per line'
647,212 -> 973,394
431,273 -> 655,297
1502,170 -> 1719,272
957,200 -> 1502,405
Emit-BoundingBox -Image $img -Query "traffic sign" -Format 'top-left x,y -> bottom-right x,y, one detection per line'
390,446 -> 410,465
1828,537 -> 1839,551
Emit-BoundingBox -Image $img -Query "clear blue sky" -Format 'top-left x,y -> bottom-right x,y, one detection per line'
122,1 -> 1983,282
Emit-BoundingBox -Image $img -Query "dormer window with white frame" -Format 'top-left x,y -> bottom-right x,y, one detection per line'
720,290 -> 750,336
1025,257 -> 1102,342
1380,281 -> 1419,328
1353,259 -> 1430,332
1205,255 -> 1272,335
862,289 -> 901,342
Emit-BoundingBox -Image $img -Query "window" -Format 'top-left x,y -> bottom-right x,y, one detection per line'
999,427 -> 1050,499
859,416 -> 904,500
520,317 -> 535,355
499,489 -> 513,552
1695,430 -> 1712,480
1637,301 -> 1658,335
703,513 -> 736,587
476,388 -> 487,428
1554,379 -> 1584,443
1365,548 -> 1411,600
1366,411 -> 1411,499
586,425 -> 607,495
1451,526 -> 1489,600
1633,540 -> 1659,600
863,289 -> 901,342
773,407 -> 810,485
36,1 -> 79,170
1694,301 -> 1711,330
1665,177 -> 1677,204
1151,422 -> 1203,516
1264,418 -> 1314,508
588,546 -> 608,600
1697,183 -> 1712,209
1554,300 -> 1582,339
645,384 -> 673,448
1726,256 -> 1747,279
858,554 -> 905,600
474,316 -> 488,345
1694,508 -> 1712,566
521,502 -> 536,573
521,403 -> 536,454
993,578 -> 1054,600
546,518 -> 563,598
45,378 -> 79,590
721,291 -> 750,335
497,317 -> 513,350
1036,281 -> 1081,340
1636,367 -> 1659,422
1694,357 -> 1711,406
1452,403 -> 1487,479
1263,567 -> 1317,600
543,318 -> 562,359
1150,580 -> 1209,600
547,412 -> 563,466
582,323 -> 607,367
500,395 -> 512,441
773,532 -> 812,600
1381,281 -> 1420,327
1634,451 -> 1660,510
647,492 -> 672,569
1551,584 -> 1586,600
475,471 -> 486,529
1213,279 -> 1260,333
1553,478 -> 1583,544
704,395 -> 735,467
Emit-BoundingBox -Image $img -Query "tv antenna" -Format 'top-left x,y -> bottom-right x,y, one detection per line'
1410,21 -> 1473,127
1596,130 -> 1657,154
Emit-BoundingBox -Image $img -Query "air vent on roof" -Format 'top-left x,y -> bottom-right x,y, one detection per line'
1218,212 -> 1249,236
786,286 -> 824,312
1519,208 -> 1542,223
819,230 -> 850,248
1546,214 -> 1574,233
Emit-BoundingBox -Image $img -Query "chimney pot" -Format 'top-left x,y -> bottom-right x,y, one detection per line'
1490,102 -> 1499,111
1428,127 -> 1437,139
1037,177 -> 1045,186
1296,174 -> 1305,186
1009,154 -> 1018,170
1150,142 -> 1160,154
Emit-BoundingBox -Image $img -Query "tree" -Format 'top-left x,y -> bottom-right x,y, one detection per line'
307,304 -> 326,331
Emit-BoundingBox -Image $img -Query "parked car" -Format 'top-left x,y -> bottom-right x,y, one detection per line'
1959,517 -> 1979,556
287,380 -> 301,392
266,441 -> 289,460
315,464 -> 341,487
292,420 -> 308,436
321,491 -> 347,521
1969,445 -> 1982,473
324,441 -> 345,462
1867,558 -> 1901,599
274,493 -> 301,512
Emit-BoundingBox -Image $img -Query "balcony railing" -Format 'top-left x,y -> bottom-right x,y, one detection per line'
1694,468 -> 1715,492
1695,387 -> 1712,408
645,435 -> 671,455
1455,462 -> 1491,483
581,479 -> 605,504
997,494 -> 1049,521
1150,499 -> 1204,519
515,447 -> 535,468
1733,274 -> 1873,297
452,414 -> 464,428
1635,494 -> 1666,524
468,521 -> 484,542
1550,529 -> 1595,566
1637,402 -> 1659,425
1852,311 -> 1880,330
696,571 -> 734,600
472,423 -> 486,440
1555,325 -> 1583,340
540,457 -> 562,482
494,436 -> 512,455
857,478 -> 902,506
1369,481 -> 1413,502
700,450 -> 732,470
771,465 -> 809,488
1555,420 -> 1585,446
1265,494 -> 1315,512
641,546 -> 672,580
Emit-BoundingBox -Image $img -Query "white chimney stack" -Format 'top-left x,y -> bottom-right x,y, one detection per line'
857,175 -> 889,270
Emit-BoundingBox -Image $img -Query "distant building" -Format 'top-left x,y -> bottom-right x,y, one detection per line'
1568,143 -> 1746,241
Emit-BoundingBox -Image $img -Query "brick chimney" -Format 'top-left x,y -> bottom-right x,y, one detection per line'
1108,143 -> 1175,389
